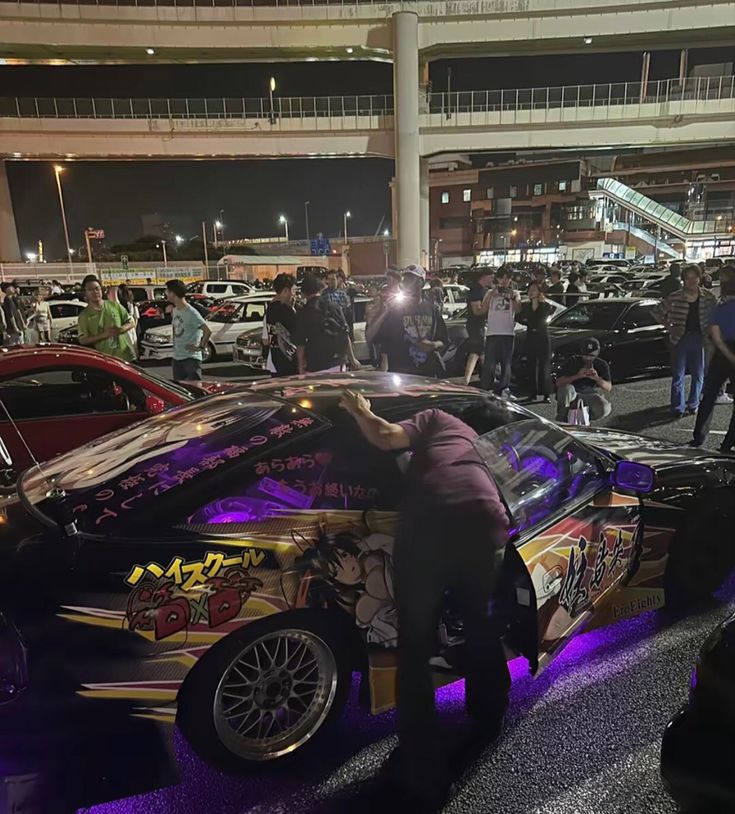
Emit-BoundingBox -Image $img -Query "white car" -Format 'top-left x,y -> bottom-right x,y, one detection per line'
186,280 -> 251,299
233,296 -> 373,368
423,282 -> 469,319
141,293 -> 273,362
26,299 -> 86,343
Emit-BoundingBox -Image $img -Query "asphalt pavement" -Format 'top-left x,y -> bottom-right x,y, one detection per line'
82,362 -> 734,814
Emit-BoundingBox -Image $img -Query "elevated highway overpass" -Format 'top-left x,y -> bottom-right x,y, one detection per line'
1,0 -> 733,64
2,76 -> 733,159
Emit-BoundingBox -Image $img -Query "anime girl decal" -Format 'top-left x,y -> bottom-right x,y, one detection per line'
285,515 -> 398,647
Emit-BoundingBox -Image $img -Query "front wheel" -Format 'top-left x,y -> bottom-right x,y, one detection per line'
177,612 -> 352,772
201,342 -> 216,364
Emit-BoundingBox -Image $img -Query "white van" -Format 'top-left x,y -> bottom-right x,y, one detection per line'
186,280 -> 252,299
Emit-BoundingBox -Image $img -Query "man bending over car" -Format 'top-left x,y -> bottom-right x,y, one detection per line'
340,390 -> 510,811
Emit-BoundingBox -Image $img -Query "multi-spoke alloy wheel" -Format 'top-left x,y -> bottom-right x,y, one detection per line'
213,628 -> 338,761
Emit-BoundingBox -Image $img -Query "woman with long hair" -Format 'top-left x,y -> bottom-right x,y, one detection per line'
518,281 -> 554,402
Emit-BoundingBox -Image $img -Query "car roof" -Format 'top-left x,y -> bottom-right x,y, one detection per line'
0,344 -> 146,375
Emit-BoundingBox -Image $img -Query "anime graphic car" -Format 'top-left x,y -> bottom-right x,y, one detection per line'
1,373 -> 734,811
0,345 -> 230,490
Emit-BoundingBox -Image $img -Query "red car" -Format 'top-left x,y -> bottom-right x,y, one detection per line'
0,345 -> 229,490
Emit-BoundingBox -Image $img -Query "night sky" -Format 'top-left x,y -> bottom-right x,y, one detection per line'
3,46 -> 732,259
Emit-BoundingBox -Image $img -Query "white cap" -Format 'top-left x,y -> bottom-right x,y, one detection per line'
402,264 -> 427,282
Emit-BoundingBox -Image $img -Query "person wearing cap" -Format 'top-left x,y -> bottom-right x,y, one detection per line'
555,337 -> 612,422
479,266 -> 521,397
374,265 -> 448,378
291,274 -> 360,374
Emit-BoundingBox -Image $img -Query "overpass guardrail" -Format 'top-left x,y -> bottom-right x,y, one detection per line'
1,76 -> 732,122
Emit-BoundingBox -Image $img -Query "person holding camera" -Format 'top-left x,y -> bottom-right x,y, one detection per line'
479,266 -> 521,397
555,337 -> 612,422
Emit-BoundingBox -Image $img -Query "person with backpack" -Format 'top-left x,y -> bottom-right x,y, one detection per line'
292,274 -> 360,373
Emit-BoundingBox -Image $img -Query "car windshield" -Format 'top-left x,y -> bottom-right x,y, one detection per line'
130,364 -> 194,400
19,392 -> 326,534
186,282 -> 204,294
551,301 -> 627,330
475,418 -> 607,535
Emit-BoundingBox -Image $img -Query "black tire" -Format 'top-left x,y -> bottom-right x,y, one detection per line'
664,490 -> 735,610
176,610 -> 353,774
202,342 -> 216,364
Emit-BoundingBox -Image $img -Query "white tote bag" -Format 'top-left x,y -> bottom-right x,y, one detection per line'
567,400 -> 590,426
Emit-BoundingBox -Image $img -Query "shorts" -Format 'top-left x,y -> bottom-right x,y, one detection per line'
465,331 -> 486,355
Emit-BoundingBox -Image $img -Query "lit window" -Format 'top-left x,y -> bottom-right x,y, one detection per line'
533,184 -> 543,196
558,181 -> 567,192
509,185 -> 517,198
441,191 -> 450,204
486,187 -> 494,199
463,188 -> 471,202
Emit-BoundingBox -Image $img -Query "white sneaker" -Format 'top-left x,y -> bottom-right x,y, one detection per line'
501,388 -> 518,401
715,392 -> 734,404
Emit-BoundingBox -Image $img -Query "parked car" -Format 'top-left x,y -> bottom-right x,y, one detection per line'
543,298 -> 670,381
233,296 -> 373,369
661,611 -> 735,812
0,345 -> 229,490
23,300 -> 87,343
141,293 -> 273,363
186,280 -> 252,300
2,373 -> 734,811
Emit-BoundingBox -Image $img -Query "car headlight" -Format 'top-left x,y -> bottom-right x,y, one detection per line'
145,333 -> 169,345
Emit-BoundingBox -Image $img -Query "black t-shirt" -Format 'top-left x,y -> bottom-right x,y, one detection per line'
291,297 -> 349,372
684,297 -> 701,335
375,298 -> 449,377
466,281 -> 487,337
659,275 -> 682,299
265,300 -> 297,375
565,284 -> 582,308
560,355 -> 611,392
518,300 -> 554,333
547,281 -> 565,298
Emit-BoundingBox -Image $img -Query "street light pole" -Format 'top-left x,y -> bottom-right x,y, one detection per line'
202,220 -> 210,273
279,215 -> 289,243
269,77 -> 277,124
160,240 -> 168,267
304,201 -> 310,242
53,165 -> 73,272
343,210 -> 351,243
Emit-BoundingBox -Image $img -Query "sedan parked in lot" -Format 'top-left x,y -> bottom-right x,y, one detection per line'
542,298 -> 670,381
141,293 -> 273,363
2,373 -> 733,811
0,346 -> 228,490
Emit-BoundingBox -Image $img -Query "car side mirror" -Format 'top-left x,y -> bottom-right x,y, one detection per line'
145,395 -> 166,415
612,460 -> 654,494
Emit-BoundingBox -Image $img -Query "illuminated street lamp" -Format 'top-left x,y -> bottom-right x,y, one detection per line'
343,210 -> 351,243
25,251 -> 37,263
53,164 -> 74,271
279,214 -> 289,242
175,234 -> 184,245
269,76 -> 277,124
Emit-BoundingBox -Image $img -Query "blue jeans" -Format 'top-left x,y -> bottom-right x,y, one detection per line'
480,335 -> 515,394
172,357 -> 202,382
670,333 -> 704,413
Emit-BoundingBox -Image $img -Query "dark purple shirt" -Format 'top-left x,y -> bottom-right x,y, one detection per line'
398,409 -> 509,529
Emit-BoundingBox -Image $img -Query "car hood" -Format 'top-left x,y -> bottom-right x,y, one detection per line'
145,324 -> 172,339
567,425 -> 735,469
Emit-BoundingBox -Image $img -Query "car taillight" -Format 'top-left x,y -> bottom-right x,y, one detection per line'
142,307 -> 158,318
0,612 -> 27,704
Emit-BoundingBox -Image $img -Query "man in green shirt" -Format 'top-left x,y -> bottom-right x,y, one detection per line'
77,275 -> 136,362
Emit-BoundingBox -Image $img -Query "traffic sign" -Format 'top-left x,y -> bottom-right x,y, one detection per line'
85,228 -> 105,240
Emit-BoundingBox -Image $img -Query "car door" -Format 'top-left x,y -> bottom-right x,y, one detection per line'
0,366 -> 149,483
474,418 -> 642,670
609,302 -> 667,378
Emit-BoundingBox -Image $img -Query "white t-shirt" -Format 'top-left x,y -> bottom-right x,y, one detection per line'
486,288 -> 519,336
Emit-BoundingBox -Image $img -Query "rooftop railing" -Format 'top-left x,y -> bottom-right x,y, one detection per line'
1,76 -> 731,122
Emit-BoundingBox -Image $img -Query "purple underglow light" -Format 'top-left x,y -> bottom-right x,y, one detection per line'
208,511 -> 259,524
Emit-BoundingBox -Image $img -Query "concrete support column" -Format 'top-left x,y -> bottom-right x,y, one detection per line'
679,49 -> 689,84
393,10 -> 420,269
0,161 -> 21,263
420,158 -> 430,268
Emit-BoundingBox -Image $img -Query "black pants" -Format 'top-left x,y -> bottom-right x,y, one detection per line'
393,505 -> 509,800
525,329 -> 552,397
693,343 -> 735,446
480,335 -> 515,394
